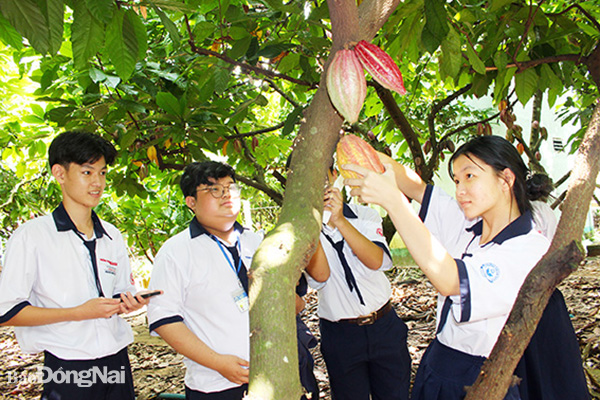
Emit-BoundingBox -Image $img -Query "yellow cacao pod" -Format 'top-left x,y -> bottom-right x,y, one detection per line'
326,49 -> 367,124
336,134 -> 385,179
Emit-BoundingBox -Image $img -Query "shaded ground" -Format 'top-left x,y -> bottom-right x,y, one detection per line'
1,258 -> 599,399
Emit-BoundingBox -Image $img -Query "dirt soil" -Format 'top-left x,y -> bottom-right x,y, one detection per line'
1,258 -> 599,400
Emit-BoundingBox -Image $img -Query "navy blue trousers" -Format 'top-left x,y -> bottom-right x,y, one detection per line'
41,347 -> 135,400
514,289 -> 590,400
319,309 -> 411,400
411,338 -> 521,400
185,384 -> 247,400
297,315 -> 319,399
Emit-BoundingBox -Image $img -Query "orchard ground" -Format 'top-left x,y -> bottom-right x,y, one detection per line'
1,253 -> 599,399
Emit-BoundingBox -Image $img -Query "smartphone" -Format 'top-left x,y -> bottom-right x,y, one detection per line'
140,290 -> 162,299
120,290 -> 162,302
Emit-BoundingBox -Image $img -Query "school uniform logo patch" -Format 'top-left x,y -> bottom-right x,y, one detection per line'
480,263 -> 500,283
376,228 -> 384,237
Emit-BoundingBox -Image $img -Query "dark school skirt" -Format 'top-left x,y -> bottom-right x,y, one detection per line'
411,338 -> 521,400
514,289 -> 590,400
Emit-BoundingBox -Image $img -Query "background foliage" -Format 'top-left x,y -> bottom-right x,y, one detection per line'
0,0 -> 598,260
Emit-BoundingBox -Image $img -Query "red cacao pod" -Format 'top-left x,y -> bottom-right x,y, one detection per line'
516,143 -> 524,155
336,134 -> 385,179
326,49 -> 366,124
354,40 -> 406,95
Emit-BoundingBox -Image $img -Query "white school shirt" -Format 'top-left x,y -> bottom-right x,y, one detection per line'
147,219 -> 262,393
0,203 -> 135,360
531,200 -> 558,239
307,203 -> 393,321
420,185 -> 550,357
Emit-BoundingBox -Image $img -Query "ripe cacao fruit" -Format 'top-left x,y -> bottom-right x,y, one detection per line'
535,151 -> 541,161
252,136 -> 259,151
516,143 -> 524,155
354,40 -> 406,95
336,134 -> 385,179
445,140 -> 455,152
476,123 -> 484,136
326,49 -> 367,124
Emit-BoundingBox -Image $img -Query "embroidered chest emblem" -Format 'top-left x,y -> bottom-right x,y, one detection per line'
480,263 -> 500,283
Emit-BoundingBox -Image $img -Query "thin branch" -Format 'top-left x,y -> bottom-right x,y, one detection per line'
547,3 -> 600,33
485,54 -> 583,73
512,0 -> 546,67
184,16 -> 317,89
428,84 -> 473,141
225,122 -> 286,139
264,77 -> 300,108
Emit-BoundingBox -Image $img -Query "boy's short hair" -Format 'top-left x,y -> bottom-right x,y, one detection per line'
180,161 -> 236,198
48,131 -> 117,167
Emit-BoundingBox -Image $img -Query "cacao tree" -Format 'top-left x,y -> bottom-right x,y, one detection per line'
1,0 -> 600,398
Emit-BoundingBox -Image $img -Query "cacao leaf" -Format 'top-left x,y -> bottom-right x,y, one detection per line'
0,12 -> 23,50
466,45 -> 486,75
72,1 -> 104,70
439,27 -> 462,80
106,10 -> 138,80
85,0 -> 114,24
153,6 -> 181,46
0,0 -> 50,54
514,68 -> 539,105
38,0 -> 64,55
421,0 -> 449,54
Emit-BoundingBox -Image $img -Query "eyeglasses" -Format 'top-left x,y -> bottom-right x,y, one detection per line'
197,183 -> 241,198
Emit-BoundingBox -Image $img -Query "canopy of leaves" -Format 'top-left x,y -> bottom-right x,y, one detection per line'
0,0 -> 598,257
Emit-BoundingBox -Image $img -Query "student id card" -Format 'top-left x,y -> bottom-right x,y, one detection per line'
232,287 -> 249,312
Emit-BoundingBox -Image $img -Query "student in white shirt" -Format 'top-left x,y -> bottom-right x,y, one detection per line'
0,131 -> 151,400
147,161 -> 262,400
343,135 -> 587,399
305,166 -> 411,400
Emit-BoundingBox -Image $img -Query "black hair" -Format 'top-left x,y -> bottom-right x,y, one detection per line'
48,131 -> 117,167
180,161 -> 236,198
448,135 -> 533,214
527,173 -> 554,201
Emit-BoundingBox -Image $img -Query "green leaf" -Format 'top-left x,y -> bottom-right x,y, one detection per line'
106,10 -> 137,80
229,26 -> 250,40
213,69 -> 229,94
46,106 -> 76,125
38,0 -> 64,55
439,27 -> 461,80
257,43 -> 292,59
421,0 -> 449,53
116,99 -> 146,114
126,10 -> 147,60
514,68 -> 538,105
84,0 -> 114,24
0,12 -> 24,49
282,107 -> 303,136
156,91 -> 182,117
154,6 -> 180,47
229,36 -> 252,60
119,130 -> 137,149
490,0 -> 514,12
466,45 -> 486,75
72,0 -> 104,70
277,52 -> 299,74
0,0 -> 50,53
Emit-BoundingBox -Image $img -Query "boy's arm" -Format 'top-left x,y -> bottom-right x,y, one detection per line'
0,297 -> 122,326
333,217 -> 384,271
305,241 -> 330,282
326,188 -> 385,271
154,322 -> 249,385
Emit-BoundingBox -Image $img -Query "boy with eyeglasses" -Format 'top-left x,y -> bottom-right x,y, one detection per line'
147,161 -> 262,399
0,130 -> 152,400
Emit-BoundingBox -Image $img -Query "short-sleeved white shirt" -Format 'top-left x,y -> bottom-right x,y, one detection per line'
307,203 -> 393,321
147,219 -> 262,393
0,203 -> 136,360
420,185 -> 550,357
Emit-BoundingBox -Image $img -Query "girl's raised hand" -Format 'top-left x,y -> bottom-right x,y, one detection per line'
342,163 -> 400,208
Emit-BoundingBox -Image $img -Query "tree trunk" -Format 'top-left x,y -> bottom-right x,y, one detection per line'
465,98 -> 600,399
246,1 -> 401,398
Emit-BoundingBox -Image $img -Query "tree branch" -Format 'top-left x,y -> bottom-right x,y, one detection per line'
225,122 -> 286,139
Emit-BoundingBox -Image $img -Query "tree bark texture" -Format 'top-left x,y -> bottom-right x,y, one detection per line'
465,99 -> 600,399
247,1 -> 400,398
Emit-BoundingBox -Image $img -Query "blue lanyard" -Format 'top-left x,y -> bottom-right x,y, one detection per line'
213,235 -> 242,275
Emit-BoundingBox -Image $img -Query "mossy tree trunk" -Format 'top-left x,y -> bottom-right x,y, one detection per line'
246,1 -> 401,399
